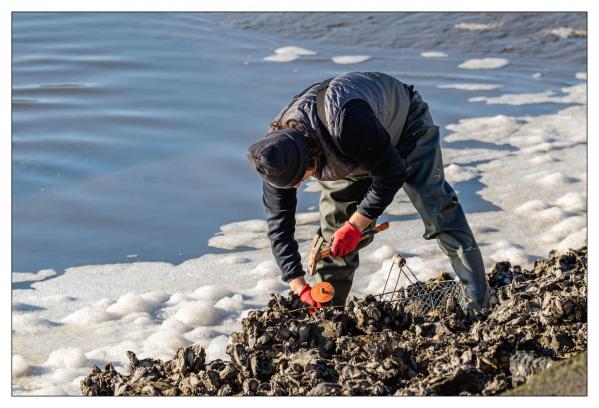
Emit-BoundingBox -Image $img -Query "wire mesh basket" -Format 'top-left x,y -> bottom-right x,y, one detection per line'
377,255 -> 469,314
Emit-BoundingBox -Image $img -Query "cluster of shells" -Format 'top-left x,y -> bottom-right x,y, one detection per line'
80,246 -> 587,396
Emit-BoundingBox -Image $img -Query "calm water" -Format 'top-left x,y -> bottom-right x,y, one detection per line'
12,13 -> 586,273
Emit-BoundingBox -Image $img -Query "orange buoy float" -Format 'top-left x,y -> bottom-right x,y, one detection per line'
311,282 -> 335,304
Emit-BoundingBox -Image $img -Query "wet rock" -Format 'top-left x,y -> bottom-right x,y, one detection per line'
81,247 -> 587,396
242,378 -> 259,395
307,382 -> 342,396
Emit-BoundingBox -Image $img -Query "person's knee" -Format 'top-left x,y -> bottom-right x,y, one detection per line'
435,230 -> 479,258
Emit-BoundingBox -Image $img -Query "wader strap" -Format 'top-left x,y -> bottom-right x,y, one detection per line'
395,83 -> 411,145
315,77 -> 334,129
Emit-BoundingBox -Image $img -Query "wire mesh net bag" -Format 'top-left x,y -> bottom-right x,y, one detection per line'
377,255 -> 469,314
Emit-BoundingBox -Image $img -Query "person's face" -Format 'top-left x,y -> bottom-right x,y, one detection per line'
294,167 -> 315,189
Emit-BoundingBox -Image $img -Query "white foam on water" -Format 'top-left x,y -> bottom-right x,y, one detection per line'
548,27 -> 587,39
331,55 -> 371,64
445,105 -> 585,150
208,219 -> 269,249
208,213 -> 318,250
214,294 -> 244,313
445,114 -> 519,145
410,242 -> 439,257
296,211 -> 320,225
530,155 -> 556,165
190,285 -> 233,301
532,72 -> 542,79
218,255 -> 251,265
12,355 -> 30,377
575,72 -> 587,80
454,22 -> 502,31
470,83 -> 586,105
556,229 -> 587,253
537,207 -> 567,223
160,315 -> 191,333
62,306 -> 114,325
208,231 -> 269,250
537,172 -> 574,187
421,51 -> 448,58
44,348 -> 88,369
437,83 -> 503,91
555,192 -> 586,212
263,46 -> 316,62
250,260 -> 281,279
367,245 -> 397,262
12,314 -> 59,334
12,269 -> 57,283
206,335 -> 230,361
458,58 -> 509,69
541,216 -> 587,244
184,327 -> 219,342
383,191 -> 417,217
31,384 -> 72,396
489,247 -> 531,266
273,46 -> 317,56
166,292 -> 191,306
21,294 -> 77,308
251,278 -> 286,295
121,311 -> 153,324
105,292 -> 154,317
220,219 -> 267,233
551,216 -> 586,238
142,329 -> 190,357
174,301 -> 229,326
514,199 -> 548,215
50,368 -> 85,383
444,163 -> 478,183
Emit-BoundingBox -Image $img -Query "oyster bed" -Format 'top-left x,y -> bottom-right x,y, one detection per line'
80,247 -> 587,396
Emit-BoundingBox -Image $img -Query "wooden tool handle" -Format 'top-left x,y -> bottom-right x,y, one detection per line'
363,221 -> 389,236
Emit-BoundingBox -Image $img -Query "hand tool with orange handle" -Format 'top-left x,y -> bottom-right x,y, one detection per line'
306,222 -> 389,276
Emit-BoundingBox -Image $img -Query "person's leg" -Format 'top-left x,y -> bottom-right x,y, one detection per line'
315,174 -> 376,306
400,93 -> 490,310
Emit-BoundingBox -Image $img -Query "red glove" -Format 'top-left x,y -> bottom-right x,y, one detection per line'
299,284 -> 321,315
330,221 -> 362,257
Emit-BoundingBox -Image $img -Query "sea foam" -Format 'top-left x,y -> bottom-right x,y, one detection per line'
458,58 -> 509,69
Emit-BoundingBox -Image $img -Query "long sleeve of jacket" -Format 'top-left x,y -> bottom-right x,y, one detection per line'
262,181 -> 305,282
335,99 -> 408,219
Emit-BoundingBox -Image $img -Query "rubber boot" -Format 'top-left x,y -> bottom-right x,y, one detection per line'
448,246 -> 491,312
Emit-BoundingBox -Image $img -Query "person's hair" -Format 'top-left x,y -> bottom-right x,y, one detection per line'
269,118 -> 320,170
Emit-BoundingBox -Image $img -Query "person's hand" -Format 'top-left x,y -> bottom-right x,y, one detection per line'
330,221 -> 362,257
298,284 -> 321,315
289,276 -> 307,294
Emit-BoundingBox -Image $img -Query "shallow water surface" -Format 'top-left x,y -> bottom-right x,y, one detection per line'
12,13 -> 585,273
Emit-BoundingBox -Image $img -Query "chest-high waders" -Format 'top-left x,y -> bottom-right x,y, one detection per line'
312,83 -> 491,311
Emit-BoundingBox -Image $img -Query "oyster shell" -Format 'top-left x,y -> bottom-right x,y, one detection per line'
81,246 -> 587,396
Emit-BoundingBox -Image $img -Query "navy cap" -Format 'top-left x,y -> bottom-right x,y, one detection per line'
247,128 -> 310,188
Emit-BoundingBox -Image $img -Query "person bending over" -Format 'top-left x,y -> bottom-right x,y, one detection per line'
247,72 -> 490,312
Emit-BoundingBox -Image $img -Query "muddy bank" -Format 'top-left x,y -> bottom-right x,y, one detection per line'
80,246 -> 587,396
504,351 -> 587,396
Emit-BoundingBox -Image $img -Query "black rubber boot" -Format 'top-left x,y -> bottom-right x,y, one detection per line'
448,246 -> 491,311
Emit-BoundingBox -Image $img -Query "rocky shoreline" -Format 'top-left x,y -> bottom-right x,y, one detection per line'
80,246 -> 587,396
